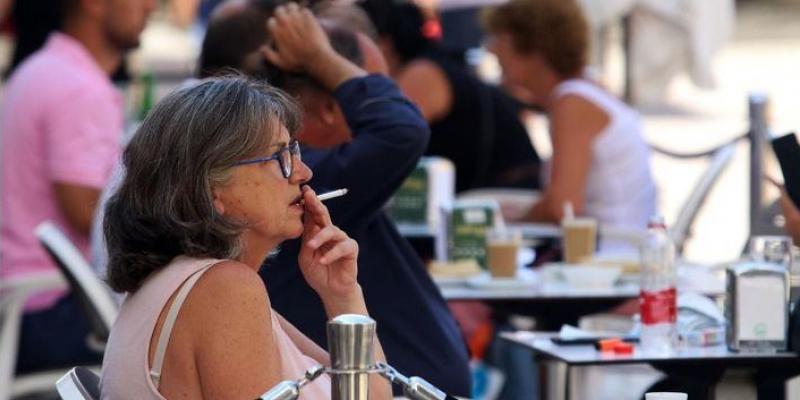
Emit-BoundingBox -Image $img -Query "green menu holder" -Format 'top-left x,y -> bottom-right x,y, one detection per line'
388,166 -> 428,225
449,200 -> 498,269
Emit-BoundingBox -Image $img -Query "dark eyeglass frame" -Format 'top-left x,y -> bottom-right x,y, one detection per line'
232,140 -> 301,179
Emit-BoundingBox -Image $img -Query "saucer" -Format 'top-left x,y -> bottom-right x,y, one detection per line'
465,269 -> 539,290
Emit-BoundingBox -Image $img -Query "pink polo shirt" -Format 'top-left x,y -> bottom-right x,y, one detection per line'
1,32 -> 123,311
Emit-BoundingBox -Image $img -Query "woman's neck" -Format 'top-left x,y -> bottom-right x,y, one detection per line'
237,232 -> 278,272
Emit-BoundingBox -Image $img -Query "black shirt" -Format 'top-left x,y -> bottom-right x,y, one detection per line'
424,51 -> 542,193
262,75 -> 471,396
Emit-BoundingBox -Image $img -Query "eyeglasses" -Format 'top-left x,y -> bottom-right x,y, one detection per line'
232,140 -> 301,179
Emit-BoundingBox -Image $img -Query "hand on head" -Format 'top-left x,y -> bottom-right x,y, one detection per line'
261,3 -> 334,73
298,186 -> 360,300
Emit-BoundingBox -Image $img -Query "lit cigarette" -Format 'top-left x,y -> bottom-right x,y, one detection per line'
315,188 -> 349,202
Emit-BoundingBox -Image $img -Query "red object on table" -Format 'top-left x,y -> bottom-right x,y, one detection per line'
612,341 -> 634,354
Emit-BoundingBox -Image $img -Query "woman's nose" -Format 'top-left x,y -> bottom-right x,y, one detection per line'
291,157 -> 313,184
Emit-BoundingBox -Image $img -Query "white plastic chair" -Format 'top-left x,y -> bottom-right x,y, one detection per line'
665,142 -> 737,255
55,367 -> 101,400
0,272 -> 68,400
35,221 -> 117,344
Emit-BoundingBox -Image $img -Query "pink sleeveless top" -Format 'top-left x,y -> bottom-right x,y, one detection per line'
100,256 -> 331,399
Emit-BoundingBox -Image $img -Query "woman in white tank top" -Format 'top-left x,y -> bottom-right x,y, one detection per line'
483,0 -> 656,251
100,8 -> 392,400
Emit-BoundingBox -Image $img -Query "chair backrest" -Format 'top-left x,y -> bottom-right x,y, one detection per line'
666,142 -> 736,254
0,273 -> 67,400
35,221 -> 117,342
56,367 -> 100,400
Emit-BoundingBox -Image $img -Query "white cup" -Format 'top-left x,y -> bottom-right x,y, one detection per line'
645,393 -> 688,400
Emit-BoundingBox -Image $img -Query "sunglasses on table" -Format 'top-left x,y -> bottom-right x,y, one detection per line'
232,140 -> 301,179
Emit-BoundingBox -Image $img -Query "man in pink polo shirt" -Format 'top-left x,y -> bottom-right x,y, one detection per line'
1,0 -> 154,373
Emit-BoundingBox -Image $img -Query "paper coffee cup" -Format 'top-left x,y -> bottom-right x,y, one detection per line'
562,217 -> 597,264
486,228 -> 521,278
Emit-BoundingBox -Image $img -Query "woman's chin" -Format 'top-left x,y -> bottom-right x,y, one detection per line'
288,223 -> 305,239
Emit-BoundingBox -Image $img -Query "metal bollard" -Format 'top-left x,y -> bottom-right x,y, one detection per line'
748,93 -> 769,236
258,315 -> 452,400
327,314 -> 377,400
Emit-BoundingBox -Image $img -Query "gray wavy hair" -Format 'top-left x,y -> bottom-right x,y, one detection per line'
104,75 -> 301,293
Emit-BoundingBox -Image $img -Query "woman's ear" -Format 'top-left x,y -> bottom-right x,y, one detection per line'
212,189 -> 226,215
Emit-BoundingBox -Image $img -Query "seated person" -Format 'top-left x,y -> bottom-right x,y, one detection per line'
198,2 -> 471,396
99,74 -> 391,399
361,0 -> 542,193
482,0 -> 657,251
1,0 -> 153,373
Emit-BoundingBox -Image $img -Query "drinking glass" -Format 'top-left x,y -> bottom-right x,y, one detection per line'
747,235 -> 793,270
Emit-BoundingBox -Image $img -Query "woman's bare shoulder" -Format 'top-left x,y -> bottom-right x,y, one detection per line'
182,260 -> 272,330
551,93 -> 609,137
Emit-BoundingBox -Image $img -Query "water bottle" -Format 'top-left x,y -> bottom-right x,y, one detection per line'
639,216 -> 677,353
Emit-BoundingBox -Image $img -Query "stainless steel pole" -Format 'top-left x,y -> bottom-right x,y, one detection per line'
327,314 -> 376,400
749,93 -> 769,236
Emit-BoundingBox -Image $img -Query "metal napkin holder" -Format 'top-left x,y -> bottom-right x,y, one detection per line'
726,261 -> 789,352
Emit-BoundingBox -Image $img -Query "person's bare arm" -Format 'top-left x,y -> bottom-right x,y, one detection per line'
262,4 -> 366,91
53,182 -> 101,236
298,187 -> 391,400
776,187 -> 800,246
525,94 -> 608,222
275,312 -> 330,366
395,59 -> 452,122
182,261 -> 282,400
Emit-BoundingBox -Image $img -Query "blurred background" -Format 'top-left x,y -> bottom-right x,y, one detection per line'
2,0 -> 800,398
2,0 -> 799,266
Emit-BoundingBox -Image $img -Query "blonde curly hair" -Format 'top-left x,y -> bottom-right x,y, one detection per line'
482,0 -> 589,78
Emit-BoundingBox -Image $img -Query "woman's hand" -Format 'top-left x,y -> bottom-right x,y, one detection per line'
298,186 -> 361,304
261,3 -> 334,73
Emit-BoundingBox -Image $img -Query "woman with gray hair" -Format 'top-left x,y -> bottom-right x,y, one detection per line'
98,75 -> 391,399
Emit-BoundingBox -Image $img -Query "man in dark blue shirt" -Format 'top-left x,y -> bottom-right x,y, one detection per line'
199,2 -> 471,396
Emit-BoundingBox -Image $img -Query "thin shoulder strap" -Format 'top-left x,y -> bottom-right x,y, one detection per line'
149,261 -> 218,388
553,79 -> 614,111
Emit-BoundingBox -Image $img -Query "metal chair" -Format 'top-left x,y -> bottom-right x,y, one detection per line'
55,367 -> 101,400
35,221 -> 117,345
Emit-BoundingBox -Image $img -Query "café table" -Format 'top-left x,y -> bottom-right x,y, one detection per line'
436,263 -> 726,302
500,331 -> 800,400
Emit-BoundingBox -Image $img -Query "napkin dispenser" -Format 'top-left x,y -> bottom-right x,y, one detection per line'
725,261 -> 789,352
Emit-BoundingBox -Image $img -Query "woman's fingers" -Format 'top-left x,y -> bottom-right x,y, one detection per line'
304,225 -> 357,265
303,186 -> 333,227
305,225 -> 344,250
318,238 -> 358,265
